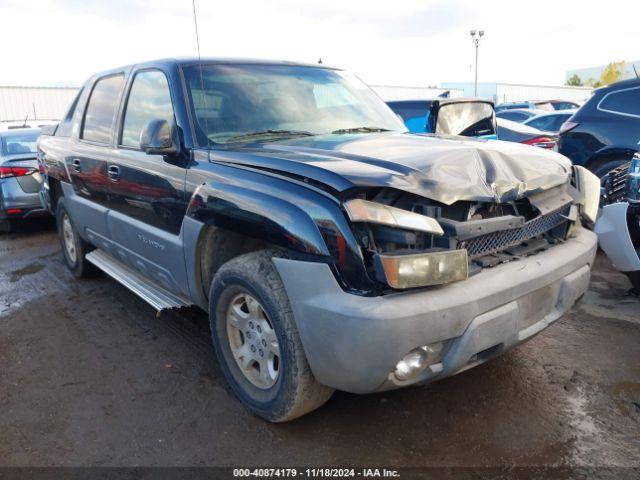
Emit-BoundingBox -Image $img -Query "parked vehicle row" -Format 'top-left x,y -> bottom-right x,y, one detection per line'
38,58 -> 600,421
496,108 -> 577,134
495,100 -> 580,112
386,98 -> 496,138
387,98 -> 558,149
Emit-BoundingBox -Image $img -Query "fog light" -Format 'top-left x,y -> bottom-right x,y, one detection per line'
394,342 -> 447,381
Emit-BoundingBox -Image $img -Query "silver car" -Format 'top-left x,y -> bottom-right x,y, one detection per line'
0,129 -> 48,232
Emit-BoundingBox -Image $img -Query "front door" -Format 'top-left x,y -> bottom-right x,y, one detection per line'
105,69 -> 189,296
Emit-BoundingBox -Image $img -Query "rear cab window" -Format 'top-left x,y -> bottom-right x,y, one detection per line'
81,74 -> 125,144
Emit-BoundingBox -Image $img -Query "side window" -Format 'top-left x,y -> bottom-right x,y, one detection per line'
121,70 -> 174,148
82,74 -> 124,144
56,88 -> 83,137
500,111 -> 526,122
550,115 -> 570,131
528,116 -> 554,131
599,87 -> 640,117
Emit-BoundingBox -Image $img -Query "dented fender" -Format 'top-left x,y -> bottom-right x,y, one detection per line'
184,159 -> 376,292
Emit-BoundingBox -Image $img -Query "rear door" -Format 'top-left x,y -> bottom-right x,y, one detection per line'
67,73 -> 125,239
105,68 -> 189,296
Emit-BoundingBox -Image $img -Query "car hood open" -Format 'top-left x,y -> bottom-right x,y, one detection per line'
212,132 -> 572,205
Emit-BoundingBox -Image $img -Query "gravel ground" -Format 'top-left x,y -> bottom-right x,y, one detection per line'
0,219 -> 638,470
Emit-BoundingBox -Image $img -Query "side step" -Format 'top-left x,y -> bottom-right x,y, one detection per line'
86,249 -> 193,311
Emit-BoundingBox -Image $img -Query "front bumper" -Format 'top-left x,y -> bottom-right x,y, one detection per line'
273,227 -> 597,394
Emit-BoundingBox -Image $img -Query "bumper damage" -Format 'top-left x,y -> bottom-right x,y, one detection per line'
273,228 -> 597,394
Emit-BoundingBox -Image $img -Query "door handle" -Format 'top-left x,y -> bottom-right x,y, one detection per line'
71,158 -> 81,172
107,165 -> 120,181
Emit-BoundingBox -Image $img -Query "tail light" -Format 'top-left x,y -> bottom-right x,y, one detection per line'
559,121 -> 579,136
0,166 -> 36,179
522,136 -> 557,149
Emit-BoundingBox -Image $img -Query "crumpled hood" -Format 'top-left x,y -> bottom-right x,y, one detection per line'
216,132 -> 572,205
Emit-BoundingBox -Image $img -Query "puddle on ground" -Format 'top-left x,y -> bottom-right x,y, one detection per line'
612,381 -> 640,418
8,263 -> 44,283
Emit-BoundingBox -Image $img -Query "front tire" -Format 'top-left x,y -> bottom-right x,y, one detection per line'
56,198 -> 96,278
209,249 -> 334,422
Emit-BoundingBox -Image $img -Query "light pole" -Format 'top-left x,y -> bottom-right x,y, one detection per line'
470,29 -> 484,96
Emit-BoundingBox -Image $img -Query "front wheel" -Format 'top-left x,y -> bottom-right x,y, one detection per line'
209,249 -> 334,422
56,198 -> 97,278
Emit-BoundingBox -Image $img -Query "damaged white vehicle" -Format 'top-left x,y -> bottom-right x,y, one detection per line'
596,154 -> 640,293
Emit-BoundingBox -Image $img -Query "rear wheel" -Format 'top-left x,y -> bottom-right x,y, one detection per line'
209,249 -> 334,422
0,220 -> 11,234
56,198 -> 97,278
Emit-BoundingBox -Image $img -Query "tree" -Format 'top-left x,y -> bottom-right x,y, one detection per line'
600,61 -> 625,85
585,77 -> 603,88
566,74 -> 583,86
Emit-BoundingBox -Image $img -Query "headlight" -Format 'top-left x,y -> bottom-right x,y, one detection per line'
374,249 -> 468,289
629,154 -> 640,203
343,199 -> 443,235
572,165 -> 600,224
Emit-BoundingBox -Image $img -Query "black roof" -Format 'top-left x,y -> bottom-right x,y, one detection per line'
600,76 -> 640,90
90,57 -> 338,80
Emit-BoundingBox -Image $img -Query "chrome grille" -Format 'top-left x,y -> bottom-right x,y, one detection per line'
463,204 -> 571,258
603,162 -> 630,205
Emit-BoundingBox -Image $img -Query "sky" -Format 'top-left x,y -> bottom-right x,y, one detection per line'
0,0 -> 638,88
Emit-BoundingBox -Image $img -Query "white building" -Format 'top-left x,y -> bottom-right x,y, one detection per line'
566,60 -> 640,84
0,86 -> 79,122
371,85 -> 463,101
441,82 -> 592,104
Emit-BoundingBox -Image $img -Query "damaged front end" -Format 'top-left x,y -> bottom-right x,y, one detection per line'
343,166 -> 599,292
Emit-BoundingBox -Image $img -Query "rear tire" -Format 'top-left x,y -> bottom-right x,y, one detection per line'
0,220 -> 11,234
56,198 -> 97,278
209,249 -> 334,422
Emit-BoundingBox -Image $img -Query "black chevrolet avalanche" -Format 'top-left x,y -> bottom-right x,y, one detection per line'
38,58 -> 600,421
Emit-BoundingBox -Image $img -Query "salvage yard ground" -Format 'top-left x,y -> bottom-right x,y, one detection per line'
1,220 -> 639,468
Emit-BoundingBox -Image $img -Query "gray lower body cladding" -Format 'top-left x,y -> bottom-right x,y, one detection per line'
273,227 -> 597,394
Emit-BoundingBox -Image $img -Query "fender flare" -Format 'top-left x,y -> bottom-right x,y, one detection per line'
183,171 -> 376,299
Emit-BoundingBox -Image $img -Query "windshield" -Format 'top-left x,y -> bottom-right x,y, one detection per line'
2,134 -> 39,155
182,64 -> 406,145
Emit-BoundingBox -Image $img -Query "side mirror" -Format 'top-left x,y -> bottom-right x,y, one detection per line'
429,100 -> 497,137
140,119 -> 179,156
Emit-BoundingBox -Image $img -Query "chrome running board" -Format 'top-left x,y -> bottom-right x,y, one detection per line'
86,249 -> 192,311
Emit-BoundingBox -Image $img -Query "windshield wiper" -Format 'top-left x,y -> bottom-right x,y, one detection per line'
331,126 -> 391,134
225,129 -> 315,143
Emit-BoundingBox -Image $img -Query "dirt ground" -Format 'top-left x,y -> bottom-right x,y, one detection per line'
1,219 -> 639,469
